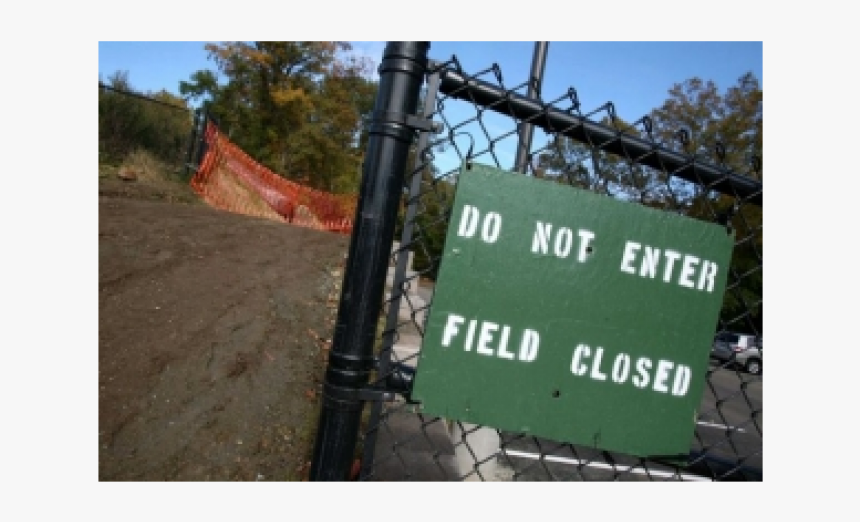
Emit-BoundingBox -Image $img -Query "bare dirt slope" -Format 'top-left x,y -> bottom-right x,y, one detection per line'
98,176 -> 349,481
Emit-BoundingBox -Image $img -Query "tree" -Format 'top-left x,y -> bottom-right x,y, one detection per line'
99,71 -> 193,170
179,42 -> 378,194
650,73 -> 764,334
538,133 -> 612,192
534,73 -> 764,333
284,53 -> 377,192
650,73 -> 763,182
537,115 -> 678,207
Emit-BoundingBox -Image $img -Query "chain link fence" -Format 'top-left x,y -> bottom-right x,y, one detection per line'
98,82 -> 199,181
352,45 -> 762,481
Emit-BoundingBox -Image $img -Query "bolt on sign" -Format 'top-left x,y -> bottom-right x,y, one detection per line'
410,161 -> 734,460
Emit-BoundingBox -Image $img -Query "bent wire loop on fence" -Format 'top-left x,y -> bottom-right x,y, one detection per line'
361,56 -> 762,481
190,121 -> 356,235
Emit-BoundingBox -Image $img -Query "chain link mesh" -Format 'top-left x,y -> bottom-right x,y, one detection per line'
98,82 -> 196,179
360,55 -> 762,481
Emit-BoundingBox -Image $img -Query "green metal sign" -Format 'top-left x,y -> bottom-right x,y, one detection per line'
410,162 -> 734,459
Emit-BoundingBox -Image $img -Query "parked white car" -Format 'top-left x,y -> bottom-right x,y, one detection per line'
710,332 -> 762,375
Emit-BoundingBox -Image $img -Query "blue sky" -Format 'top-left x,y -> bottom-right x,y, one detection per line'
98,41 -> 762,174
98,41 -> 762,120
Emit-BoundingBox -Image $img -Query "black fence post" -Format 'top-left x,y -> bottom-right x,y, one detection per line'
514,42 -> 549,174
194,112 -> 210,170
184,109 -> 202,180
358,63 -> 443,480
310,41 -> 430,481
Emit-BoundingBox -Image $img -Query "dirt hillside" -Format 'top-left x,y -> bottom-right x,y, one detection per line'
98,175 -> 349,481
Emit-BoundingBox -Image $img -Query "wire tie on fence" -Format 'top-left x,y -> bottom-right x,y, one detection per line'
715,202 -> 739,235
566,87 -> 581,113
750,154 -> 762,174
491,63 -> 503,85
451,55 -> 463,73
676,127 -> 691,149
633,115 -> 653,139
527,153 -> 537,175
715,141 -> 727,163
606,102 -> 617,124
465,140 -> 474,170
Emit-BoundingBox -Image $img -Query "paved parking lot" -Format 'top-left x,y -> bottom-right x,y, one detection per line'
494,364 -> 761,480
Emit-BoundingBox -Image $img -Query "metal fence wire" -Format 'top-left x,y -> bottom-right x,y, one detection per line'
98,82 -> 202,181
347,43 -> 762,482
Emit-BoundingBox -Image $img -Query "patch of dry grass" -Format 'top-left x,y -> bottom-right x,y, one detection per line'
99,149 -> 200,204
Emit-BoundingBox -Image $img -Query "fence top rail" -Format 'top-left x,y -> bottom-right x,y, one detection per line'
430,62 -> 763,207
99,81 -> 193,114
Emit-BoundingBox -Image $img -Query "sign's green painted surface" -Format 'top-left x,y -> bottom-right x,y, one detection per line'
410,162 -> 734,459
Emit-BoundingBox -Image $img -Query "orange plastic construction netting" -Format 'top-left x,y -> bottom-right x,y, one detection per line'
190,121 -> 357,235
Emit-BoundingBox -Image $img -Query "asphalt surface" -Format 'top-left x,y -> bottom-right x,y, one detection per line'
490,362 -> 761,481
369,357 -> 761,480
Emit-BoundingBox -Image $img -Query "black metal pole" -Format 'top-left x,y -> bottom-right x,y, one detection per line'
310,42 -> 429,481
194,113 -> 210,169
358,64 -> 442,480
514,42 -> 549,174
184,109 -> 202,180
